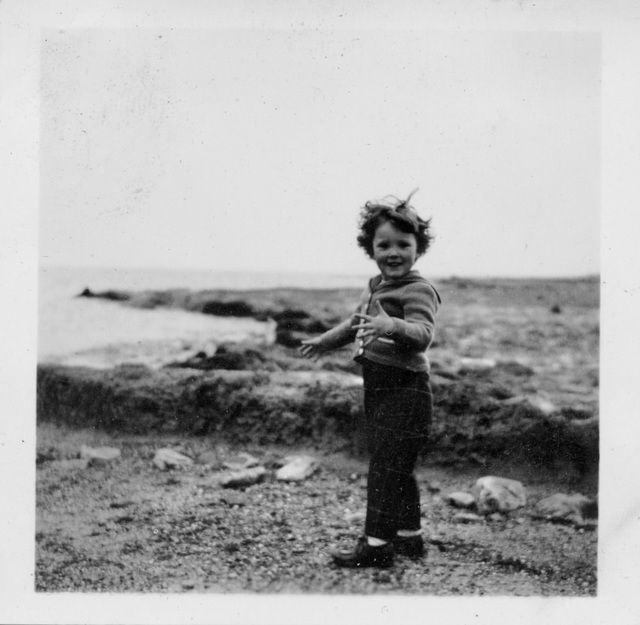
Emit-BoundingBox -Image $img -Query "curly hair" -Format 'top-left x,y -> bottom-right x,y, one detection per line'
356,190 -> 434,258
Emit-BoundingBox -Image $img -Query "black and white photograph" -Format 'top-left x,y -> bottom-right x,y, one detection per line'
1,1 -> 639,624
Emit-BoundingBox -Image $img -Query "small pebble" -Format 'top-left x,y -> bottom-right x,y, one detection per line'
453,512 -> 483,524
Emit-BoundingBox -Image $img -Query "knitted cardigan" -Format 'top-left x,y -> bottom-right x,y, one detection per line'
318,270 -> 441,372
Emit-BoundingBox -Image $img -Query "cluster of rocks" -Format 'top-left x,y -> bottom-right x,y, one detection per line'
53,447 -> 597,530
73,445 -> 320,487
440,475 -> 597,529
155,448 -> 319,486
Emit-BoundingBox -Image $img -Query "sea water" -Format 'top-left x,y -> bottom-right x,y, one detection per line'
38,266 -> 366,369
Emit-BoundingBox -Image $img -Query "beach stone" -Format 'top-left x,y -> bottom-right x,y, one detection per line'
431,374 -> 457,388
219,491 -> 249,507
197,450 -> 221,467
501,395 -> 556,415
275,455 -> 319,482
80,445 -> 121,466
223,452 -> 260,471
444,491 -> 476,509
459,357 -> 497,373
472,476 -> 527,515
345,509 -> 367,524
219,466 -> 267,488
533,493 -> 597,525
153,448 -> 194,470
526,396 -> 557,415
454,512 -> 484,524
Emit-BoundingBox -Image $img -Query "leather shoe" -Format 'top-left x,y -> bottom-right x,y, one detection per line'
393,534 -> 425,559
331,536 -> 394,568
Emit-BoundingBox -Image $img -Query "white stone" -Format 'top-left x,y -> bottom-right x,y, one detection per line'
219,491 -> 249,507
276,455 -> 319,482
80,445 -> 121,466
219,466 -> 267,488
533,493 -> 595,525
153,448 -> 194,470
345,509 -> 367,524
472,476 -> 527,515
454,512 -> 484,524
444,491 -> 476,509
503,395 -> 556,414
223,452 -> 260,471
459,357 -> 497,372
526,396 -> 557,415
197,450 -> 220,467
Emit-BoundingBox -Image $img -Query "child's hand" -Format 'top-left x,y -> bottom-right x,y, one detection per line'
299,336 -> 328,361
353,301 -> 395,347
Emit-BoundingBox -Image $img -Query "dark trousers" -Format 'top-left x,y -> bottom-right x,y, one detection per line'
362,360 -> 432,541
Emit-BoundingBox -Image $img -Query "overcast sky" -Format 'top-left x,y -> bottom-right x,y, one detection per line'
39,27 -> 600,278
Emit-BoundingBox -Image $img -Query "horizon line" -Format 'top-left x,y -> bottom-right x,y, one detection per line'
39,262 -> 601,283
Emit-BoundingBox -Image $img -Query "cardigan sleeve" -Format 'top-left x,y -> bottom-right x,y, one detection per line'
388,282 -> 439,350
317,286 -> 369,350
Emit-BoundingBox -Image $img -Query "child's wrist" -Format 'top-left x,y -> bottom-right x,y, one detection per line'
384,319 -> 395,336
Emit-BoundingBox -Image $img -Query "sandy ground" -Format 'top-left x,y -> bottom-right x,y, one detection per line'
36,425 -> 597,596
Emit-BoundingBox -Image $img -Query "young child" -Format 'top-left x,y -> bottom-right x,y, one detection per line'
300,190 -> 440,568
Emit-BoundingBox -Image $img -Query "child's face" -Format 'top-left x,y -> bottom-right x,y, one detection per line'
371,219 -> 418,281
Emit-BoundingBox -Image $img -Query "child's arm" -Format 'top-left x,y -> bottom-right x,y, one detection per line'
299,317 -> 357,360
